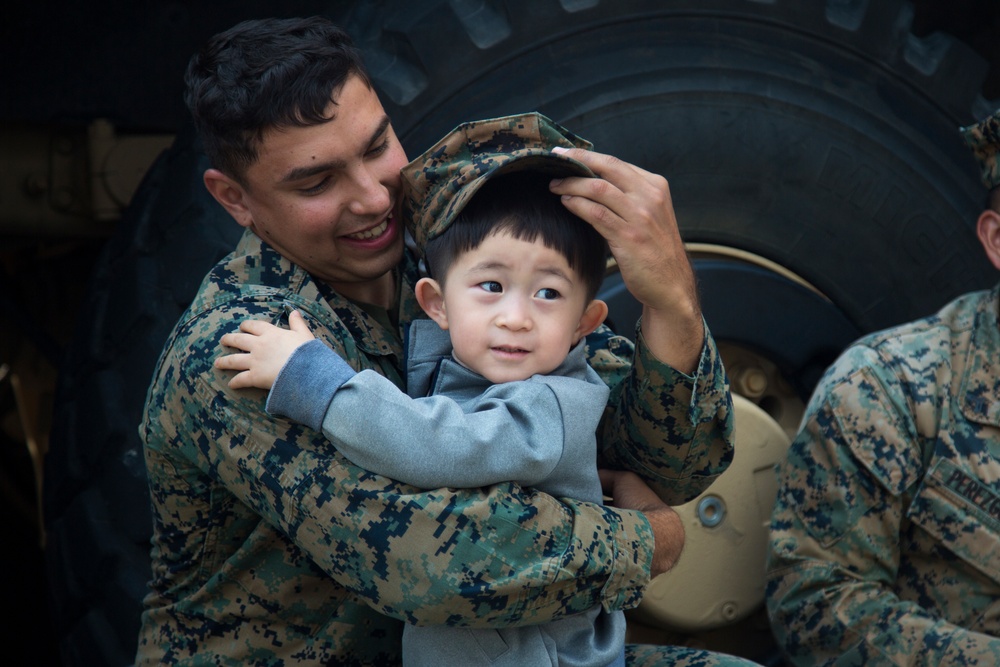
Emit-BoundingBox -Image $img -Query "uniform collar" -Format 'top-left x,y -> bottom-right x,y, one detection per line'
232,230 -> 420,360
960,282 -> 1000,426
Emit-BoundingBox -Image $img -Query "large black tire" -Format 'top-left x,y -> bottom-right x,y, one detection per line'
43,126 -> 242,666
44,2 -> 999,664
343,0 -> 997,389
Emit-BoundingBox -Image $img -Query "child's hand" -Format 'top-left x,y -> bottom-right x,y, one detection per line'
215,310 -> 315,389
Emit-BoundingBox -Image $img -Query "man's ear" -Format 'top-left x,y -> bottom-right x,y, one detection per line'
574,299 -> 609,343
978,208 -> 1000,271
203,168 -> 254,228
415,277 -> 449,329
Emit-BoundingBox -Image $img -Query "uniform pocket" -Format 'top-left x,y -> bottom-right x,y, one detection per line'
908,457 -> 1000,583
781,366 -> 920,548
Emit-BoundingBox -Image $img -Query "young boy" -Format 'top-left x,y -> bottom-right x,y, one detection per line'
216,113 -> 624,666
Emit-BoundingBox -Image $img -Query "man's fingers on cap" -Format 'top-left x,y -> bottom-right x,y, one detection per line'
569,148 -> 624,174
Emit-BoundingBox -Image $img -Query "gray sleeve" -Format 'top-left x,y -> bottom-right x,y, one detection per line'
264,339 -> 357,431
321,375 -> 567,489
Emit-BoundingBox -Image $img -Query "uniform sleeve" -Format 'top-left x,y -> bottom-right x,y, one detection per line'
588,319 -> 734,505
170,306 -> 654,626
765,345 -> 1000,665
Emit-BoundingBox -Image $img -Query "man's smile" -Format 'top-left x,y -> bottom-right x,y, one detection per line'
345,215 -> 391,241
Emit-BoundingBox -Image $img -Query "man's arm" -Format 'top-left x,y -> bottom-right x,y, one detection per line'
600,469 -> 685,575
192,305 -> 658,626
766,346 -> 1000,665
548,147 -> 734,504
549,147 -> 703,373
587,323 -> 733,504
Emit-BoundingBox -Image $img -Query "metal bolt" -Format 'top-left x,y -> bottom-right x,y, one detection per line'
697,495 -> 726,528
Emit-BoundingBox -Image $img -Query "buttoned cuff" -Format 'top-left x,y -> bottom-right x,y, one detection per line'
602,504 -> 655,611
558,498 -> 654,612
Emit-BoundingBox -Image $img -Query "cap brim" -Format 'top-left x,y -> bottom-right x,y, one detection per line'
439,153 -> 595,232
485,153 -> 595,180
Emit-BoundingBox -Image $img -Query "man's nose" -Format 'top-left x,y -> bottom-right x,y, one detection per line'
347,165 -> 390,216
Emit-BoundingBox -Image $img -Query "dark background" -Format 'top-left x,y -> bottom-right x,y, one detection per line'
3,1 -> 1000,132
2,1 -> 1000,664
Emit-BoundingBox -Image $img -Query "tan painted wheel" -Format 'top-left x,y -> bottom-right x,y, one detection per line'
632,394 -> 792,632
628,247 -> 810,635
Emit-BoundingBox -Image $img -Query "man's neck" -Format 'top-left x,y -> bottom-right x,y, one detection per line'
330,270 -> 397,310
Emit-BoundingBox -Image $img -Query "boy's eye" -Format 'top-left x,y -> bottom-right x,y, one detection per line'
536,288 -> 560,300
477,281 -> 503,293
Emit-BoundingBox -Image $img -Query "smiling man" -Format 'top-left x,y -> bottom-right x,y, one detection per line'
201,74 -> 406,307
136,16 -> 742,667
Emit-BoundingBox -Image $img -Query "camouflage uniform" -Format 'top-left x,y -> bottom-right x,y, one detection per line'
766,284 -> 1000,665
136,220 -> 739,664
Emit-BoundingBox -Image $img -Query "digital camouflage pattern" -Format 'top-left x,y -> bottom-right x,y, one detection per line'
625,645 -> 759,667
137,228 -> 738,665
961,108 -> 1000,190
402,112 -> 594,250
766,284 -> 1000,665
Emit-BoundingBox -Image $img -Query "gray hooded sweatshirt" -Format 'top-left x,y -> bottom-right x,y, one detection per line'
267,318 -> 626,667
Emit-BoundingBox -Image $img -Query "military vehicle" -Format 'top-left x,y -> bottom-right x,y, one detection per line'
4,1 -> 999,664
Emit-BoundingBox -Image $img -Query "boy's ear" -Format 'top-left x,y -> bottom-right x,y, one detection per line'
203,168 -> 254,228
978,207 -> 1000,271
574,299 -> 609,342
415,277 -> 449,329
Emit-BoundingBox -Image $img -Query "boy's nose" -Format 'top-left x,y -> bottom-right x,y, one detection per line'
497,299 -> 532,331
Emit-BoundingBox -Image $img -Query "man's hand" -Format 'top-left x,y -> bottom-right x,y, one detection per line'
599,469 -> 685,577
549,147 -> 704,373
215,309 -> 315,389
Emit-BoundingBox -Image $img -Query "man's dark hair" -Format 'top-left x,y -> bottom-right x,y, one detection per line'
184,16 -> 371,184
424,172 -> 610,301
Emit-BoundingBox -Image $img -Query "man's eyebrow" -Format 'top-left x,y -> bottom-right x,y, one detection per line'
280,115 -> 392,184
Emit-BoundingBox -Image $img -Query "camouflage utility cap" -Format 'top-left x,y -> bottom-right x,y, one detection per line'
961,106 -> 1000,190
402,112 -> 595,250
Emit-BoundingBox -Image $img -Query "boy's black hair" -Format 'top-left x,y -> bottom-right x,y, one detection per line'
183,16 -> 371,185
423,172 -> 609,301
